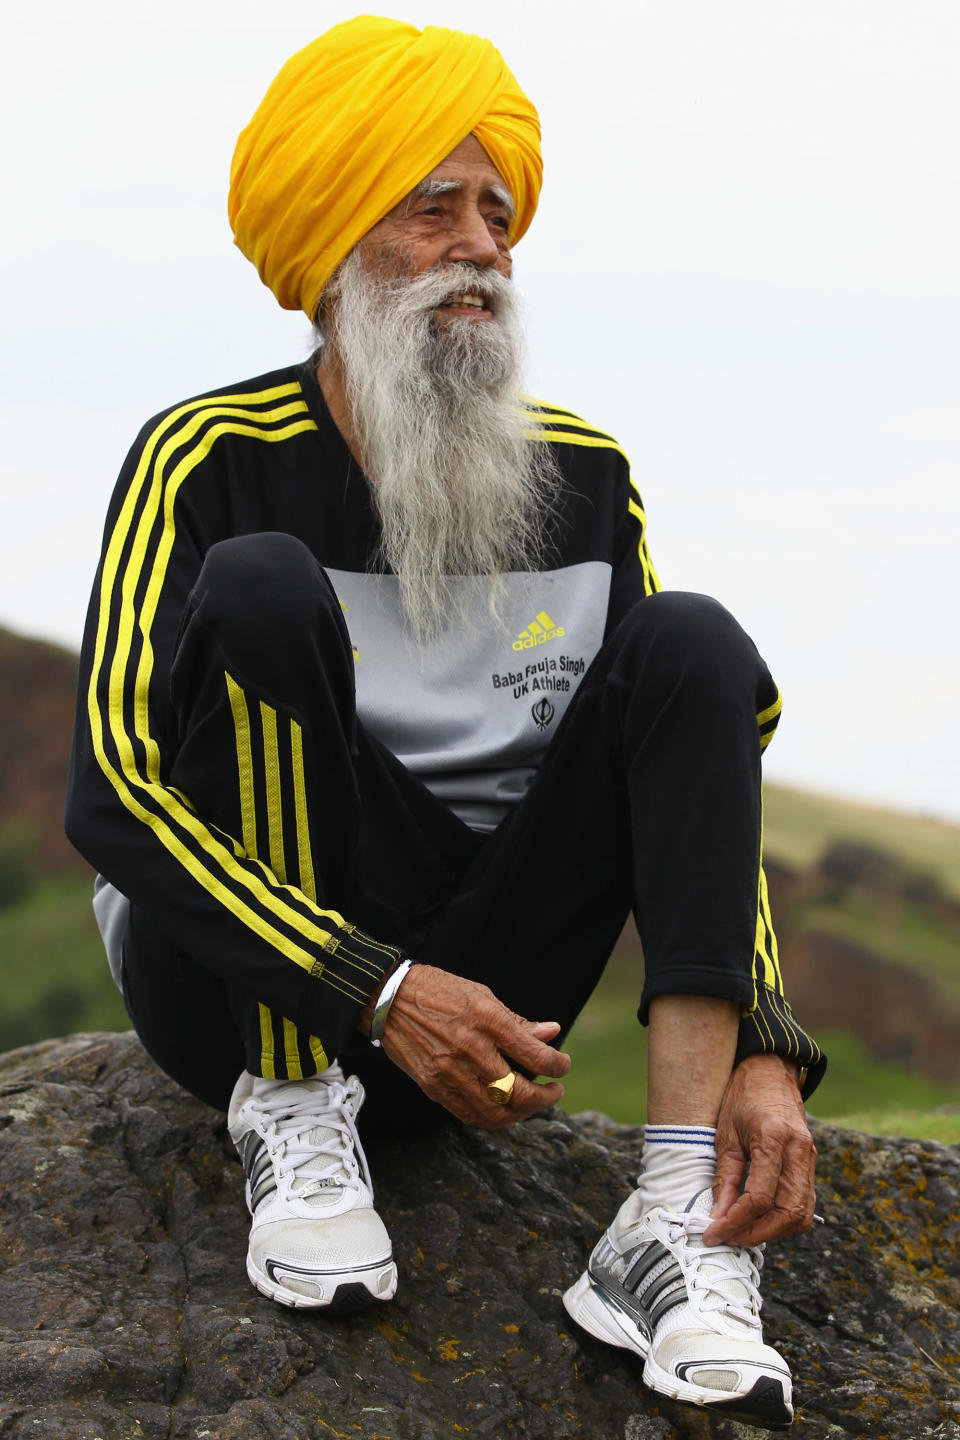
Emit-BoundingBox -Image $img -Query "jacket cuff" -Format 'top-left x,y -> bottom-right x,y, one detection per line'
736,983 -> 827,1100
296,924 -> 405,1064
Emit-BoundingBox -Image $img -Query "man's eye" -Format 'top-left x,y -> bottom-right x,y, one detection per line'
489,215 -> 510,231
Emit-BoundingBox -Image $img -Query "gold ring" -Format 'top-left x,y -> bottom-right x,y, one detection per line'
486,1070 -> 517,1105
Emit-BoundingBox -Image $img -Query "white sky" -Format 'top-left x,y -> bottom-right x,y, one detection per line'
2,0 -> 958,821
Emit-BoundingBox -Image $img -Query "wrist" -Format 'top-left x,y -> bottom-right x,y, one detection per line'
358,959 -> 401,1038
366,958 -> 416,1047
736,1052 -> 804,1086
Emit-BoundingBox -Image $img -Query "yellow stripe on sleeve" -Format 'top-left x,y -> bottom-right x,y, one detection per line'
525,427 -> 631,467
226,673 -> 258,857
520,400 -> 661,595
290,718 -> 316,903
519,393 -> 588,422
282,1017 -> 303,1081
259,701 -> 286,885
86,389 -> 371,979
258,1003 -> 276,1080
752,1000 -> 776,1051
132,403 -> 313,788
757,689 -> 783,728
753,910 -> 777,993
627,480 -> 662,591
758,862 -> 783,990
752,795 -> 780,993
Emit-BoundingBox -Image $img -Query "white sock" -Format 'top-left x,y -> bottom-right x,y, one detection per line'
635,1124 -> 718,1215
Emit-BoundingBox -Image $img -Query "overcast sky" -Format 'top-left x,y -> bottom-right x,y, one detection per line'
2,0 -> 958,822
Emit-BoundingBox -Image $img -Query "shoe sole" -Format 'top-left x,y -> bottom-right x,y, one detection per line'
248,1254 -> 398,1311
563,1271 -> 794,1430
563,1270 -> 651,1355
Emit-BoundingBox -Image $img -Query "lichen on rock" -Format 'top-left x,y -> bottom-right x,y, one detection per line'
0,1032 -> 958,1439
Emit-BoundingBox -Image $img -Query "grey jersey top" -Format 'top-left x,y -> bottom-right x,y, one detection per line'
328,562 -> 612,832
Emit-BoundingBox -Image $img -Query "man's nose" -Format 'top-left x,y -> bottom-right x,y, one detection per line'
446,207 -> 503,269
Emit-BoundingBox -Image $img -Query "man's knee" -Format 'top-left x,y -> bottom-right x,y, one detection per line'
197,533 -> 331,631
190,533 -> 344,666
619,590 -> 750,651
614,592 -> 771,697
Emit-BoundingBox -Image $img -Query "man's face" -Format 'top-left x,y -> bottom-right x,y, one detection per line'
354,133 -> 514,317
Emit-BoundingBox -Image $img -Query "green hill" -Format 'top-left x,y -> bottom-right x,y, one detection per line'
763,782 -> 960,903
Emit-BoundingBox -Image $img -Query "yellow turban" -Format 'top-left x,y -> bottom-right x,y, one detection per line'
228,15 -> 542,318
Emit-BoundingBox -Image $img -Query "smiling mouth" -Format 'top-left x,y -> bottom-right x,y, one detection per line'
437,292 -> 489,311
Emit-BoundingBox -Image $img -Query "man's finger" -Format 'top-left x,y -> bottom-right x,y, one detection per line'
505,1074 -> 565,1120
710,1139 -> 816,1245
717,1201 -> 814,1247
490,1010 -> 571,1078
463,1070 -> 565,1129
521,1018 -> 570,1073
724,1134 -> 817,1244
709,1147 -> 746,1230
708,1187 -> 775,1241
705,1141 -> 782,1243
736,1125 -> 817,1231
528,1020 -> 562,1041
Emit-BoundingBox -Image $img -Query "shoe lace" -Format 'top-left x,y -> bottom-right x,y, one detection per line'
251,1076 -> 372,1199
662,1209 -> 764,1328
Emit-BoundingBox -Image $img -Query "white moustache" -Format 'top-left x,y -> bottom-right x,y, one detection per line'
387,262 -> 510,317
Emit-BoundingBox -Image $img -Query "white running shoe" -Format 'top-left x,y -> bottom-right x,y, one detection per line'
227,1065 -> 397,1311
563,1188 -> 793,1429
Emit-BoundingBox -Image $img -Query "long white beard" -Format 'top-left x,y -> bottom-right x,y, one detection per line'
319,250 -> 559,641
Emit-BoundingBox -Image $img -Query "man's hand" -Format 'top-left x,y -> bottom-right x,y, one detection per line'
704,1053 -> 817,1247
377,963 -> 571,1129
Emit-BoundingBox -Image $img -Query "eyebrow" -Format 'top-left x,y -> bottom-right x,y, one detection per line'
412,177 -> 516,218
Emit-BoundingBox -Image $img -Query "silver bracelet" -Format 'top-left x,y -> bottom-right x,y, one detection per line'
369,958 -> 415,1047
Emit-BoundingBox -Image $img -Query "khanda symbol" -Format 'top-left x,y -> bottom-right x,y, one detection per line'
531,698 -> 555,731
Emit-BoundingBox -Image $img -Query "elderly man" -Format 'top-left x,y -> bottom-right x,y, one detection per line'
66,15 -> 823,1429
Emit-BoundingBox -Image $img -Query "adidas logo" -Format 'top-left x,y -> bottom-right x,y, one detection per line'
512,611 -> 565,651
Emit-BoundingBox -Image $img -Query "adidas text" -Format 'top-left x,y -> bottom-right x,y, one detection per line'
513,625 -> 565,651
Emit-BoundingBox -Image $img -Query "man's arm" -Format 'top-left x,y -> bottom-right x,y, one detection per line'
66,391 -> 404,1065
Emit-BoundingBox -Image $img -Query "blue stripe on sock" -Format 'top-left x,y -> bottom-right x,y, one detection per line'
643,1137 -> 717,1146
644,1126 -> 716,1146
644,1126 -> 715,1135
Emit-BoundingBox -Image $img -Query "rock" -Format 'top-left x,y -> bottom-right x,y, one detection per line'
0,1033 -> 958,1439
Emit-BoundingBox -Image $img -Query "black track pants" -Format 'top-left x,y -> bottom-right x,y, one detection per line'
121,532 -> 788,1131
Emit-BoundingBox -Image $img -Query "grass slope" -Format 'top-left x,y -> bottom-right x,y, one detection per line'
763,781 -> 960,902
0,874 -> 128,1053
